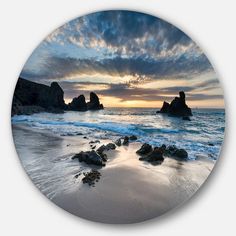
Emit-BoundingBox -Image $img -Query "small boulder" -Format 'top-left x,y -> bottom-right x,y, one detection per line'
123,136 -> 129,145
72,150 -> 105,166
115,138 -> 122,146
173,148 -> 188,159
136,143 -> 153,155
106,143 -> 116,150
139,147 -> 164,164
129,135 -> 137,141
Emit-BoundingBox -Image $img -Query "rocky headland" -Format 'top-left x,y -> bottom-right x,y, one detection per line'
12,78 -> 103,116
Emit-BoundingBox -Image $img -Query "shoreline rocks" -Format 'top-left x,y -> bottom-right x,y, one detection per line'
137,143 -> 188,164
157,91 -> 192,118
82,169 -> 101,186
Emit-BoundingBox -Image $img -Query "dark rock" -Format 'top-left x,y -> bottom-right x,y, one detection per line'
123,136 -> 129,145
115,138 -> 122,146
208,143 -> 214,146
67,95 -> 87,111
159,101 -> 170,113
139,147 -> 164,164
106,143 -> 116,150
165,145 -> 188,159
158,91 -> 192,117
97,143 -> 116,154
87,92 -> 103,110
129,135 -> 137,141
12,78 -> 65,116
74,173 -> 81,178
136,143 -> 153,155
76,132 -> 83,135
89,140 -> 100,144
183,116 -> 191,121
72,150 -> 105,166
82,169 -> 101,186
173,149 -> 188,159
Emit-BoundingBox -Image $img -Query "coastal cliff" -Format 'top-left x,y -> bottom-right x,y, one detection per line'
12,78 -> 103,116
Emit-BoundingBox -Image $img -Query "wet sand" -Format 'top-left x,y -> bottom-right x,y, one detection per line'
12,124 -> 214,224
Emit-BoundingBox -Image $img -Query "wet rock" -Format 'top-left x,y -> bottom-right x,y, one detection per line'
129,135 -> 137,141
89,140 -> 100,144
136,143 -> 153,155
74,173 -> 81,178
173,149 -> 188,159
82,169 -> 101,186
115,138 -> 122,146
123,136 -> 129,145
139,147 -> 164,165
165,145 -> 188,159
106,143 -> 116,150
72,150 -> 105,166
208,143 -> 214,146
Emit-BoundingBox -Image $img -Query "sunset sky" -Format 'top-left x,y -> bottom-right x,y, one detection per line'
20,10 -> 224,108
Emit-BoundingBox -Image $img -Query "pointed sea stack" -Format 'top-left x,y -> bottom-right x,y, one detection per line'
158,91 -> 192,117
87,92 -> 104,110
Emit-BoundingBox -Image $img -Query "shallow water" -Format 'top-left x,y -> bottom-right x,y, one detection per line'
12,108 -> 225,160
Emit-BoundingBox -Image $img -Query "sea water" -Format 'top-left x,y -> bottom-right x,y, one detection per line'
12,108 -> 225,160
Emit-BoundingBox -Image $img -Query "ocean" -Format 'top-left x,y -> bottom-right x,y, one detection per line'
12,108 -> 225,161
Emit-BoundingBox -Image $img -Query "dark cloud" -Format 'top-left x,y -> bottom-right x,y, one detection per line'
21,53 -> 212,82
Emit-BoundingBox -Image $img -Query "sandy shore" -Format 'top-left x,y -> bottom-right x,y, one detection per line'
12,124 -> 214,224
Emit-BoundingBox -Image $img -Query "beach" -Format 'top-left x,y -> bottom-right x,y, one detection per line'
12,123 -> 214,224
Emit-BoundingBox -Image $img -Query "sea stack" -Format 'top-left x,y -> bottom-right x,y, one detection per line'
158,91 -> 192,117
87,92 -> 104,110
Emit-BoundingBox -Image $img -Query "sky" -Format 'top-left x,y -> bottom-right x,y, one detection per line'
20,10 -> 224,108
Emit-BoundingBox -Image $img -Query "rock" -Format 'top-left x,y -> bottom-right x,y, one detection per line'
89,140 -> 100,144
158,91 -> 192,117
106,143 -> 116,150
72,150 -> 105,166
173,148 -> 188,159
136,143 -> 153,155
123,136 -> 129,145
139,147 -> 164,164
82,169 -> 101,186
183,116 -> 191,121
165,145 -> 188,159
87,92 -> 104,110
159,101 -> 170,113
208,143 -> 214,146
12,78 -> 66,116
115,138 -> 122,146
67,95 -> 87,111
96,145 -> 107,154
96,143 -> 116,155
129,135 -> 137,141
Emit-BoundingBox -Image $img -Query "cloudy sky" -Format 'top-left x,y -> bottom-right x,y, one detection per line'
20,10 -> 224,108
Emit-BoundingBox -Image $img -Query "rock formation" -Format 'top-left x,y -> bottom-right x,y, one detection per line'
67,95 -> 87,111
12,78 -> 65,115
158,91 -> 192,117
12,78 -> 104,115
87,92 -> 104,110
